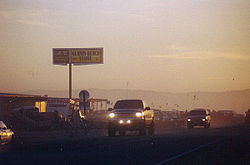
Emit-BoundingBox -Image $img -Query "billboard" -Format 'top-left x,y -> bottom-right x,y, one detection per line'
53,48 -> 103,65
53,49 -> 69,65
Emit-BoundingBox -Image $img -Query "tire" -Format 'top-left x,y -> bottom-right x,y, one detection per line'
10,134 -> 15,143
148,122 -> 155,136
119,130 -> 126,136
108,127 -> 116,137
204,123 -> 210,129
139,126 -> 146,136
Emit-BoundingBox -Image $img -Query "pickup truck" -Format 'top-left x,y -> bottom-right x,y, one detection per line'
186,108 -> 211,128
108,99 -> 154,136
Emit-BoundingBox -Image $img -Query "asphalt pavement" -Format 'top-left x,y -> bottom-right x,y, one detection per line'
0,125 -> 249,165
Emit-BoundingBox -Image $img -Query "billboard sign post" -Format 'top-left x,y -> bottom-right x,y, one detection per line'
52,48 -> 103,118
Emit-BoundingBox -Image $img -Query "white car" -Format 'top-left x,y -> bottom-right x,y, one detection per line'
0,121 -> 14,144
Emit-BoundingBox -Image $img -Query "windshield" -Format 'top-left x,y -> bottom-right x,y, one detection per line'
114,100 -> 143,109
0,121 -> 7,129
189,110 -> 206,116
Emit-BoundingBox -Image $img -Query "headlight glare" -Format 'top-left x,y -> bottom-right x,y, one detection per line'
187,119 -> 191,122
109,113 -> 115,118
136,112 -> 142,117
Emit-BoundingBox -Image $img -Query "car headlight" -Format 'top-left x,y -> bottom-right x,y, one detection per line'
187,119 -> 191,122
109,113 -> 115,118
136,112 -> 142,117
79,113 -> 86,119
202,118 -> 206,121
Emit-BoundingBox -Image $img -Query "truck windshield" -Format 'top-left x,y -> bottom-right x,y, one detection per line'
189,110 -> 206,116
0,121 -> 7,129
114,100 -> 143,109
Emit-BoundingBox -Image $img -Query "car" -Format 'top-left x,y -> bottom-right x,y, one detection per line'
0,121 -> 14,144
12,106 -> 39,113
107,99 -> 154,136
153,109 -> 162,121
186,108 -> 211,129
245,109 -> 250,125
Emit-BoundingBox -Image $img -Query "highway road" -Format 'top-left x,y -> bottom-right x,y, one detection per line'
0,125 -> 249,165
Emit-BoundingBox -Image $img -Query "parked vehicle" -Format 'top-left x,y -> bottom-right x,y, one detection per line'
108,99 -> 154,136
153,109 -> 162,121
12,106 -> 63,131
245,109 -> 250,125
186,108 -> 211,129
0,121 -> 14,144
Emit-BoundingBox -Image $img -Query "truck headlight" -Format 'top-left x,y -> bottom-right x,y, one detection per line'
187,119 -> 191,122
202,118 -> 206,121
136,112 -> 142,117
109,113 -> 115,118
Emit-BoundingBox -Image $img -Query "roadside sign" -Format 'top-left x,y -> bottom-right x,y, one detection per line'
71,48 -> 103,64
79,90 -> 90,111
53,49 -> 69,65
52,47 -> 104,118
80,101 -> 90,110
53,48 -> 103,65
79,90 -> 90,101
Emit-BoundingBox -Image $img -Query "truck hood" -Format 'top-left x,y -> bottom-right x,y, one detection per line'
111,109 -> 143,113
187,115 -> 206,119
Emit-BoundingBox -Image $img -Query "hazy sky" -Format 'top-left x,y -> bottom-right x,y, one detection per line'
0,0 -> 249,93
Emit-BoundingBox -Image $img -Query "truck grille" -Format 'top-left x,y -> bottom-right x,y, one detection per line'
116,113 -> 135,118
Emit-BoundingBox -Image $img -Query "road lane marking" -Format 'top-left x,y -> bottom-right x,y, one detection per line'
154,138 -> 228,165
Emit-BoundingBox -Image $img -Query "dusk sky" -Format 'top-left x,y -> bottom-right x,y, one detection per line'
0,0 -> 249,93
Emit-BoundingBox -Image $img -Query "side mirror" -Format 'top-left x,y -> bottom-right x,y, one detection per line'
144,107 -> 150,111
108,108 -> 113,111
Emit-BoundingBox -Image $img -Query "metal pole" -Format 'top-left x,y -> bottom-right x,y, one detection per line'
83,94 -> 86,116
69,63 -> 72,99
68,63 -> 73,121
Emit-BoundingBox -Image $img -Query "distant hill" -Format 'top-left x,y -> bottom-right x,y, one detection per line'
21,88 -> 250,114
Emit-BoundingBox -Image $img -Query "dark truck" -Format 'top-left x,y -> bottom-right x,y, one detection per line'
108,99 -> 154,136
245,109 -> 250,125
186,108 -> 211,129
